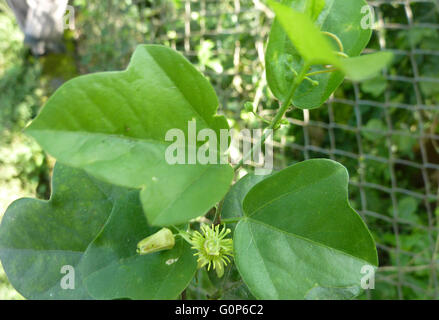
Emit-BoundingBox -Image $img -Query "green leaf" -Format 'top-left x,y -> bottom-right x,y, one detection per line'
267,0 -> 339,67
25,44 -> 234,226
220,173 -> 268,224
362,119 -> 386,141
305,0 -> 326,22
266,0 -> 373,109
360,75 -> 388,97
396,197 -> 420,224
0,163 -> 122,299
340,52 -> 394,81
305,285 -> 361,300
80,190 -> 197,300
234,159 -> 378,299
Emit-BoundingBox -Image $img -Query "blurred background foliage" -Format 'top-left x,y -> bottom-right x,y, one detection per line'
0,0 -> 438,300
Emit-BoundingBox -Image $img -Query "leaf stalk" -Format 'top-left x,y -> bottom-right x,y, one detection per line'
234,62 -> 311,171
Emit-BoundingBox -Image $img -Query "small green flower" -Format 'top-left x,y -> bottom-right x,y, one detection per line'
190,224 -> 233,278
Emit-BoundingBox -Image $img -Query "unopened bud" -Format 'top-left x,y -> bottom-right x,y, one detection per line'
136,228 -> 175,255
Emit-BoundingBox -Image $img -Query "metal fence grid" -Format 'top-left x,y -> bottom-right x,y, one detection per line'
62,0 -> 439,299
286,0 -> 439,299
124,0 -> 439,299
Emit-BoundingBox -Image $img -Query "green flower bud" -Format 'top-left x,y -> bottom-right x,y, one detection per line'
136,228 -> 175,255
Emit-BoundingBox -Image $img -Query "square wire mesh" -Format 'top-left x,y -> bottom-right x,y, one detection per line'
77,0 -> 439,299
286,0 -> 439,299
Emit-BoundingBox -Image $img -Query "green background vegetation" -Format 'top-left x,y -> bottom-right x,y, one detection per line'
0,0 -> 438,300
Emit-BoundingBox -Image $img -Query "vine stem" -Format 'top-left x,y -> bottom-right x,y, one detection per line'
306,68 -> 337,77
221,217 -> 242,224
234,62 -> 311,171
171,225 -> 193,245
213,199 -> 224,224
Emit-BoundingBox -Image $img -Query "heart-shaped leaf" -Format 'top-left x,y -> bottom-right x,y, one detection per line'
0,163 -> 122,299
25,44 -> 234,226
80,190 -> 197,300
234,159 -> 378,299
266,0 -> 373,109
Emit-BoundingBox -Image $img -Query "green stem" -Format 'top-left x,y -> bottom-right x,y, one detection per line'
306,68 -> 337,77
221,217 -> 242,224
213,199 -> 224,224
172,225 -> 193,245
234,63 -> 311,171
253,112 -> 272,125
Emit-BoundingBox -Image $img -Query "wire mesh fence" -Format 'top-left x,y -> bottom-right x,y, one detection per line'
68,0 -> 439,300
1,0 -> 437,299
120,0 -> 438,299
283,0 -> 439,299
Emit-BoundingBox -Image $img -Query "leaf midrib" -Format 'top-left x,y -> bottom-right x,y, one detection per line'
244,165 -> 344,217
244,217 -> 374,266
141,46 -> 215,131
150,165 -> 212,225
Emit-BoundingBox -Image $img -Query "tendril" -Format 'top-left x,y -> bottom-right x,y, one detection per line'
321,31 -> 344,53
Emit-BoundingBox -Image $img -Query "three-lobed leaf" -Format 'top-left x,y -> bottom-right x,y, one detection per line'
25,44 -> 234,227
233,159 -> 378,299
80,190 -> 197,300
0,164 -> 119,299
0,164 -> 197,300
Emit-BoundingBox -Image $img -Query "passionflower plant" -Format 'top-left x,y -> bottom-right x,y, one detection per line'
190,224 -> 234,278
